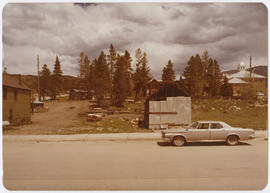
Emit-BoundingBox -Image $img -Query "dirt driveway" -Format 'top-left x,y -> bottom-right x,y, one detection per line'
4,100 -> 90,135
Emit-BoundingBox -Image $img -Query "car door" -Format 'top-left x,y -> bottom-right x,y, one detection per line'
188,123 -> 210,141
210,123 -> 227,140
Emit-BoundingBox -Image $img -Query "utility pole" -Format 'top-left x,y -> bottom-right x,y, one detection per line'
249,56 -> 252,81
37,55 -> 41,101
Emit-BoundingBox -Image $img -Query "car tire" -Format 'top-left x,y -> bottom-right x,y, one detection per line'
226,135 -> 239,146
172,136 -> 185,147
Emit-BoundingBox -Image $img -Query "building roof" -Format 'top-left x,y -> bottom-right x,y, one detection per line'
227,70 -> 266,79
2,74 -> 31,90
228,77 -> 248,84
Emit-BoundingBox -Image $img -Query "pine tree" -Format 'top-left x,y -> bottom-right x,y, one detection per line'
84,55 -> 91,91
177,76 -> 187,95
40,64 -> 51,100
3,67 -> 7,74
162,60 -> 176,82
87,61 -> 95,92
123,50 -> 133,96
206,58 -> 214,96
140,52 -> 152,98
78,52 -> 86,79
207,58 -> 222,96
77,52 -> 91,90
51,56 -> 63,99
220,76 -> 233,97
132,49 -> 152,99
133,48 -> 143,100
113,55 -> 130,106
213,59 -> 222,96
183,54 -> 204,97
107,44 -> 117,98
93,51 -> 111,106
201,50 -> 210,95
107,44 -> 117,76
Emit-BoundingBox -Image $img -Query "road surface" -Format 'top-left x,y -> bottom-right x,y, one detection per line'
3,138 -> 268,190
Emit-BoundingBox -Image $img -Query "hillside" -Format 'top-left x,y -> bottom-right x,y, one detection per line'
8,74 -> 80,92
223,65 -> 268,77
247,66 -> 268,77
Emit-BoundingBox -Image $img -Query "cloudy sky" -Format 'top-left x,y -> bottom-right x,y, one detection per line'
2,3 -> 268,79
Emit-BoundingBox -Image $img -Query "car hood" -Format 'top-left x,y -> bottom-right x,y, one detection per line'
163,128 -> 187,133
228,127 -> 254,132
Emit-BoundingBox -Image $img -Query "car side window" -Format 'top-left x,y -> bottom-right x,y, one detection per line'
190,122 -> 198,129
210,123 -> 223,129
197,123 -> 209,129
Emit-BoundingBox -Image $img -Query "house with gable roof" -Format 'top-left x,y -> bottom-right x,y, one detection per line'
224,62 -> 267,96
2,74 -> 32,125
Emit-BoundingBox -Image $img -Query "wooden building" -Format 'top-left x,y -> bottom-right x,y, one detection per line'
144,83 -> 189,129
3,74 -> 31,125
69,89 -> 92,100
224,62 -> 267,96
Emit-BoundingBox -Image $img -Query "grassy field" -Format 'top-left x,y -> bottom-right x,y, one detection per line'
192,99 -> 267,130
3,97 -> 267,135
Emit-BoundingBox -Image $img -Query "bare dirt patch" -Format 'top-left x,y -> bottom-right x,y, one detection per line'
4,100 -> 91,135
3,99 -> 146,135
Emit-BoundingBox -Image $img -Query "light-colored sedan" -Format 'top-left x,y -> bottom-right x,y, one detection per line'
161,121 -> 255,146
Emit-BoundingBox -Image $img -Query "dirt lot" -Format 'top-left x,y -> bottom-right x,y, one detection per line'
3,100 -> 145,135
3,137 -> 268,190
4,100 -> 89,135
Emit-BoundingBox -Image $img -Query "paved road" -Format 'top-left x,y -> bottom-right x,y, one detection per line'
3,138 -> 268,190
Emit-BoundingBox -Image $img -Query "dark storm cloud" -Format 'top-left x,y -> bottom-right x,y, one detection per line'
74,3 -> 98,8
2,3 -> 268,78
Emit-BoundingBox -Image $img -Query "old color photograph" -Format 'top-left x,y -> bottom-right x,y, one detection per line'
2,2 -> 268,190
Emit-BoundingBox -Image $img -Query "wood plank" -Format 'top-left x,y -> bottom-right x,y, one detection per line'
147,112 -> 177,115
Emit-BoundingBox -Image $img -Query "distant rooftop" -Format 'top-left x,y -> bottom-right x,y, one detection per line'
3,74 -> 31,90
228,77 -> 248,84
227,70 -> 266,79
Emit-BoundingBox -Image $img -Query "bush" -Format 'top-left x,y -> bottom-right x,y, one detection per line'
240,84 -> 256,100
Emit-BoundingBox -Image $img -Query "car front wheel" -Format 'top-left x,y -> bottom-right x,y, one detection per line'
172,136 -> 185,147
226,135 -> 239,146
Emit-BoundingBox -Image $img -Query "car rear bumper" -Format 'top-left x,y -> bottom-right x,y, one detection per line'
242,134 -> 256,141
249,134 -> 256,139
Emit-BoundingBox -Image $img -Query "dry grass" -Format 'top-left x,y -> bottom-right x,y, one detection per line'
192,99 -> 267,130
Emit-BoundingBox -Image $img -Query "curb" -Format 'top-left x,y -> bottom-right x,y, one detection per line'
3,131 -> 267,143
3,133 -> 162,142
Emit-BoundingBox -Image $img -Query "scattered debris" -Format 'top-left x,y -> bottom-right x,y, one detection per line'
126,99 -> 135,103
87,113 -> 102,122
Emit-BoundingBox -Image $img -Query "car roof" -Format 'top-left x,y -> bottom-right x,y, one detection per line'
196,121 -> 223,124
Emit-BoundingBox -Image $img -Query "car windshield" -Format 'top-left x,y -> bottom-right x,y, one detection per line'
189,122 -> 198,129
220,122 -> 232,128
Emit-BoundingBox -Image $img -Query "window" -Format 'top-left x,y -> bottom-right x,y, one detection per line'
211,123 -> 223,129
14,89 -> 18,100
3,87 -> 7,100
197,123 -> 209,129
9,109 -> 13,122
190,122 -> 199,129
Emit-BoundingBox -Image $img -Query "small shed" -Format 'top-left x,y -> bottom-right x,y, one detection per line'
31,101 -> 45,113
69,89 -> 90,100
144,83 -> 191,129
256,92 -> 265,100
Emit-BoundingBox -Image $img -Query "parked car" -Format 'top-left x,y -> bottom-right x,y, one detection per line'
161,121 -> 255,146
